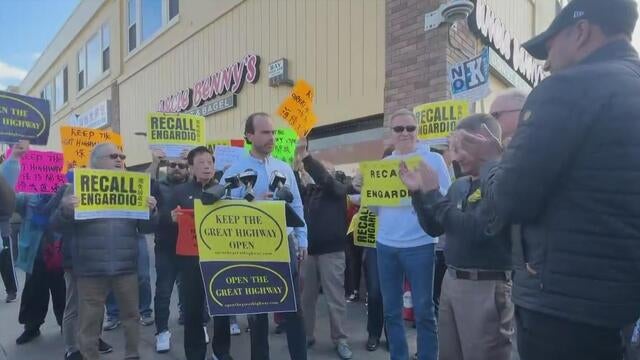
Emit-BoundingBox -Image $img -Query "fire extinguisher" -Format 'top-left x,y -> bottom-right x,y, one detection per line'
402,277 -> 415,322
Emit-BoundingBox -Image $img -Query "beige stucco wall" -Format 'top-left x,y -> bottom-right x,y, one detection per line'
118,0 -> 386,165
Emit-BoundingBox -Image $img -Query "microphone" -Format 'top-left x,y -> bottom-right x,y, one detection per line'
269,170 -> 293,203
238,169 -> 258,201
201,184 -> 226,205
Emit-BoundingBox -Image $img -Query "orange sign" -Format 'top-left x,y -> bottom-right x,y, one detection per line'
176,208 -> 198,256
60,126 -> 123,172
276,80 -> 317,137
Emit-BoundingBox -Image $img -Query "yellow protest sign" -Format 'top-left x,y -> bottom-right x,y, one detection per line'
413,100 -> 469,141
60,126 -> 123,172
195,200 -> 289,262
73,169 -> 150,220
353,207 -> 377,248
148,112 -> 205,158
359,156 -> 422,207
276,80 -> 317,137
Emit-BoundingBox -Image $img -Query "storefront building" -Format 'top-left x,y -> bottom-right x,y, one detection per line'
19,0 -> 561,173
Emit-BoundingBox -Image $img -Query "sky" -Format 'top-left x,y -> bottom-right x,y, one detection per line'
1,1 -> 640,92
0,0 -> 78,91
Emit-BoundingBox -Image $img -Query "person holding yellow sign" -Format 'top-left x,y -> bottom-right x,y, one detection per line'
367,109 -> 450,360
223,112 -> 308,360
51,143 -> 158,360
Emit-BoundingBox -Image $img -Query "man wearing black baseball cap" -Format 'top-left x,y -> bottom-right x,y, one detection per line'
450,0 -> 640,359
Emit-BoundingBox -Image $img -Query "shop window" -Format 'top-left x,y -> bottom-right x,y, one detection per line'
77,47 -> 85,91
127,0 -> 179,53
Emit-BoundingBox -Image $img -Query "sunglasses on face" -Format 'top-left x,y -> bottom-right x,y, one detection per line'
392,125 -> 417,134
104,153 -> 126,160
168,162 -> 188,169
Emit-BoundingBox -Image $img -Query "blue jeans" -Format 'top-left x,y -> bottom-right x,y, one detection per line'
106,237 -> 152,319
377,243 -> 437,360
153,248 -> 184,334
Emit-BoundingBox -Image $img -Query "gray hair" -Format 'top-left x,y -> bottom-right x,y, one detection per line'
389,108 -> 416,124
89,143 -> 118,168
493,88 -> 530,108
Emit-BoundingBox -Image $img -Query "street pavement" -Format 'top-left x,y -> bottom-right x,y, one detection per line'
0,238 -> 417,359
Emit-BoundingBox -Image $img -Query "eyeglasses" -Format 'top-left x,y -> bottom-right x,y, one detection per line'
103,154 -> 126,160
168,163 -> 188,169
490,109 -> 521,119
392,125 -> 417,134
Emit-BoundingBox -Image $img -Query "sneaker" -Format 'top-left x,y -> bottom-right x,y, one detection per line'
103,318 -> 120,331
230,322 -> 241,335
140,314 -> 155,326
156,331 -> 171,353
98,338 -> 113,354
16,328 -> 40,345
336,340 -> 353,359
366,336 -> 380,351
346,291 -> 359,303
65,351 -> 83,360
5,292 -> 16,303
204,326 -> 210,344
411,353 -> 418,360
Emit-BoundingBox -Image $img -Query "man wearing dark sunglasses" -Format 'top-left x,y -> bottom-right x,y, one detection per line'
369,109 -> 450,360
51,143 -> 158,360
146,149 -> 193,353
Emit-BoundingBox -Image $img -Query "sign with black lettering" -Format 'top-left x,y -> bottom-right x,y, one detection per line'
73,169 -> 150,220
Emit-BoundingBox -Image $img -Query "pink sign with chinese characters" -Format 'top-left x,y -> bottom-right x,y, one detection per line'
13,150 -> 66,194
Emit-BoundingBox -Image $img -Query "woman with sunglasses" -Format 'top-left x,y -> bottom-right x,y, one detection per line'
368,109 -> 451,360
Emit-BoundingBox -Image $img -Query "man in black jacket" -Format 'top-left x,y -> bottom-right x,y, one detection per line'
295,138 -> 353,359
453,0 -> 640,359
401,114 -> 512,360
147,149 -> 191,353
169,146 -> 232,360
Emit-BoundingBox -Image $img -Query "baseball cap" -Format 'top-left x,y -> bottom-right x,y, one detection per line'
523,0 -> 638,60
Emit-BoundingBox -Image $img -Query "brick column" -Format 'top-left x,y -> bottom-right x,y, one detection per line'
385,0 -> 478,125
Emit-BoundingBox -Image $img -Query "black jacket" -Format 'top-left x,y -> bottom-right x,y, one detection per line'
298,156 -> 348,255
412,176 -> 511,271
153,178 -> 187,253
482,40 -> 640,328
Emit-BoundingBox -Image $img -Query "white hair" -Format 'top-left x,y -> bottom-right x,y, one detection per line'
89,143 -> 118,168
493,88 -> 530,108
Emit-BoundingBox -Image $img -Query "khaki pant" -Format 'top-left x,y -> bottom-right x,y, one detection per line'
439,270 -> 514,360
77,274 -> 139,360
302,252 -> 347,343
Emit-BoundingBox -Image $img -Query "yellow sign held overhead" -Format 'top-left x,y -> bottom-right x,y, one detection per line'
276,80 -> 317,137
413,100 -> 469,142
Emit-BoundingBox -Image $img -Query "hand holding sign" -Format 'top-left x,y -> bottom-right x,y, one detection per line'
10,140 -> 30,160
147,196 -> 157,211
61,194 -> 79,216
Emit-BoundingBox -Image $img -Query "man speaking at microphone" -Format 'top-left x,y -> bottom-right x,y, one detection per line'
223,112 -> 308,360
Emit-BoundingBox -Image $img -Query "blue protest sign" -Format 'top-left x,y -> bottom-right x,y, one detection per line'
0,90 -> 50,145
